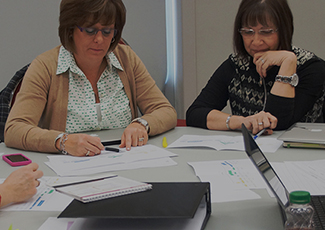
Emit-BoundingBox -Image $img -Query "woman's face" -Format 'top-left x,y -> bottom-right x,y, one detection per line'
241,21 -> 279,57
73,22 -> 115,64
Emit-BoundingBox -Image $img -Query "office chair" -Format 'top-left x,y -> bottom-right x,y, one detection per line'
0,64 -> 29,142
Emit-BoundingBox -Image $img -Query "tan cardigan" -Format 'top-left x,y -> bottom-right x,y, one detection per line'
4,45 -> 177,153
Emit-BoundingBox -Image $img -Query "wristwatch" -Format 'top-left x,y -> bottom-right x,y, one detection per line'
131,118 -> 149,133
55,133 -> 64,150
275,73 -> 299,87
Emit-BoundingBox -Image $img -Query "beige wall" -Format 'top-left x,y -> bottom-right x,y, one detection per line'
181,0 -> 325,118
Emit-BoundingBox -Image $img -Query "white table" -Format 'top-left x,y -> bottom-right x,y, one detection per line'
1,127 -> 324,230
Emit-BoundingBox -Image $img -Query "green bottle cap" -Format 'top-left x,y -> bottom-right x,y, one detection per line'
289,191 -> 311,204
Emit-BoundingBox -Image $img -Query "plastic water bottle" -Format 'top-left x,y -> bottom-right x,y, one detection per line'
284,191 -> 314,230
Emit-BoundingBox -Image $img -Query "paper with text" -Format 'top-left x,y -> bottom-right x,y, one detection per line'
188,159 -> 270,203
168,134 -> 282,153
45,144 -> 177,176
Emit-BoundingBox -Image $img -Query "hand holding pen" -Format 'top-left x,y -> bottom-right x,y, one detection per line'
253,128 -> 266,140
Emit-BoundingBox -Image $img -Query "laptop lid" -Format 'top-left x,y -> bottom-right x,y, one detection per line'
241,124 -> 289,210
278,122 -> 325,144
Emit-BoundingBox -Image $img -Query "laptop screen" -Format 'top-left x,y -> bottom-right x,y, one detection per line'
241,124 -> 289,208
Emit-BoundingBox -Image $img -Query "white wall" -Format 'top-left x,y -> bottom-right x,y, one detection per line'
0,0 -> 167,91
0,0 -> 61,89
181,0 -> 325,118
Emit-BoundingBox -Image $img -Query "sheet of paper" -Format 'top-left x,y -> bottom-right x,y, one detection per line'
45,144 -> 177,176
38,217 -> 75,230
0,177 -> 73,211
46,157 -> 177,177
188,159 -> 269,203
272,160 -> 325,195
199,174 -> 260,203
168,135 -> 282,153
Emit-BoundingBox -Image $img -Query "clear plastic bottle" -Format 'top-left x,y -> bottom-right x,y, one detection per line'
284,191 -> 315,230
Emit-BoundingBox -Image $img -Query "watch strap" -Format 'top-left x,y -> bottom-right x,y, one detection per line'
275,73 -> 298,87
131,118 -> 149,132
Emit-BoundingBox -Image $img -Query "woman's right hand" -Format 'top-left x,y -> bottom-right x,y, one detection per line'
0,163 -> 43,207
242,111 -> 278,135
56,134 -> 104,157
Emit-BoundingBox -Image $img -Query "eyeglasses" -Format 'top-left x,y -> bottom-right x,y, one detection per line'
239,28 -> 278,37
77,26 -> 117,38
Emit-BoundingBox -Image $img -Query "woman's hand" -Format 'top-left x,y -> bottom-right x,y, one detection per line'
0,163 -> 43,207
242,111 -> 277,135
119,122 -> 148,150
57,134 -> 104,157
253,51 -> 297,78
254,50 -> 297,98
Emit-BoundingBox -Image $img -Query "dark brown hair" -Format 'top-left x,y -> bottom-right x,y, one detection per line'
233,0 -> 294,59
59,0 -> 126,53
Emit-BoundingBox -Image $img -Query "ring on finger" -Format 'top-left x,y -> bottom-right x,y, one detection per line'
260,58 -> 265,64
139,137 -> 144,142
258,122 -> 263,125
86,150 -> 90,156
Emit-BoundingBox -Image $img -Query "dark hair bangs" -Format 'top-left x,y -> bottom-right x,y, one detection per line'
78,1 -> 117,27
241,4 -> 278,28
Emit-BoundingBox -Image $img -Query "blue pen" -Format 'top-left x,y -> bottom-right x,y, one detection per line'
253,128 -> 266,140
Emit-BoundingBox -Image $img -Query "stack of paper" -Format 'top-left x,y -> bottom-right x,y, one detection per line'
45,144 -> 177,176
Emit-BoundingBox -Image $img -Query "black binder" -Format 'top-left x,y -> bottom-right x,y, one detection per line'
59,182 -> 211,230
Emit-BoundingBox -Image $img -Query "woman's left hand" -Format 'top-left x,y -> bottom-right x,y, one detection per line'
253,51 -> 297,78
119,123 -> 148,150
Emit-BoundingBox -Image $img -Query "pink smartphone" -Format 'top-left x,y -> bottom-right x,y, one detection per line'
2,153 -> 32,167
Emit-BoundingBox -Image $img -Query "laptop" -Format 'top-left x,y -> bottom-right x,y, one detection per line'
241,124 -> 325,230
277,122 -> 325,148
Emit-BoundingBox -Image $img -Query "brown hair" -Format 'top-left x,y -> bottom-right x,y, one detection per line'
59,0 -> 126,53
233,0 -> 293,59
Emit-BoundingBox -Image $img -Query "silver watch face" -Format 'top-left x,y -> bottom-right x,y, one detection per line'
133,118 -> 148,131
291,73 -> 299,87
138,118 -> 148,126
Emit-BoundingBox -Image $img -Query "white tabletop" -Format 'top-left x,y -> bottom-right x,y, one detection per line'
1,127 -> 325,230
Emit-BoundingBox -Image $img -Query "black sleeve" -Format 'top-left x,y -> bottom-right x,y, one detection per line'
186,59 -> 235,129
265,58 -> 325,130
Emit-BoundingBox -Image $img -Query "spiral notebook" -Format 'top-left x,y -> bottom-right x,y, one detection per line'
53,175 -> 152,203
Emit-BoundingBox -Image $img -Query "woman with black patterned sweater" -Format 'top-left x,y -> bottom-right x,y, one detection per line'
186,0 -> 325,135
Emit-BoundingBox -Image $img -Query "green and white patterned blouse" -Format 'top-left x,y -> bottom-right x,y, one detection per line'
56,46 -> 132,133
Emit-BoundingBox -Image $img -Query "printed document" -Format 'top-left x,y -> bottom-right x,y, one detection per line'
188,159 -> 269,203
45,144 -> 177,176
168,135 -> 282,153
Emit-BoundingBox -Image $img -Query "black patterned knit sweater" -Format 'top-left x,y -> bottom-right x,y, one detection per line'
186,46 -> 325,130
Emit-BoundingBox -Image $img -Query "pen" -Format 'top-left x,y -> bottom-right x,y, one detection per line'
105,147 -> 120,152
101,140 -> 121,146
253,128 -> 266,140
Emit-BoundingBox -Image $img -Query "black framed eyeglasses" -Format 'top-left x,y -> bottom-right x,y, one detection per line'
77,26 -> 117,38
239,28 -> 278,37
